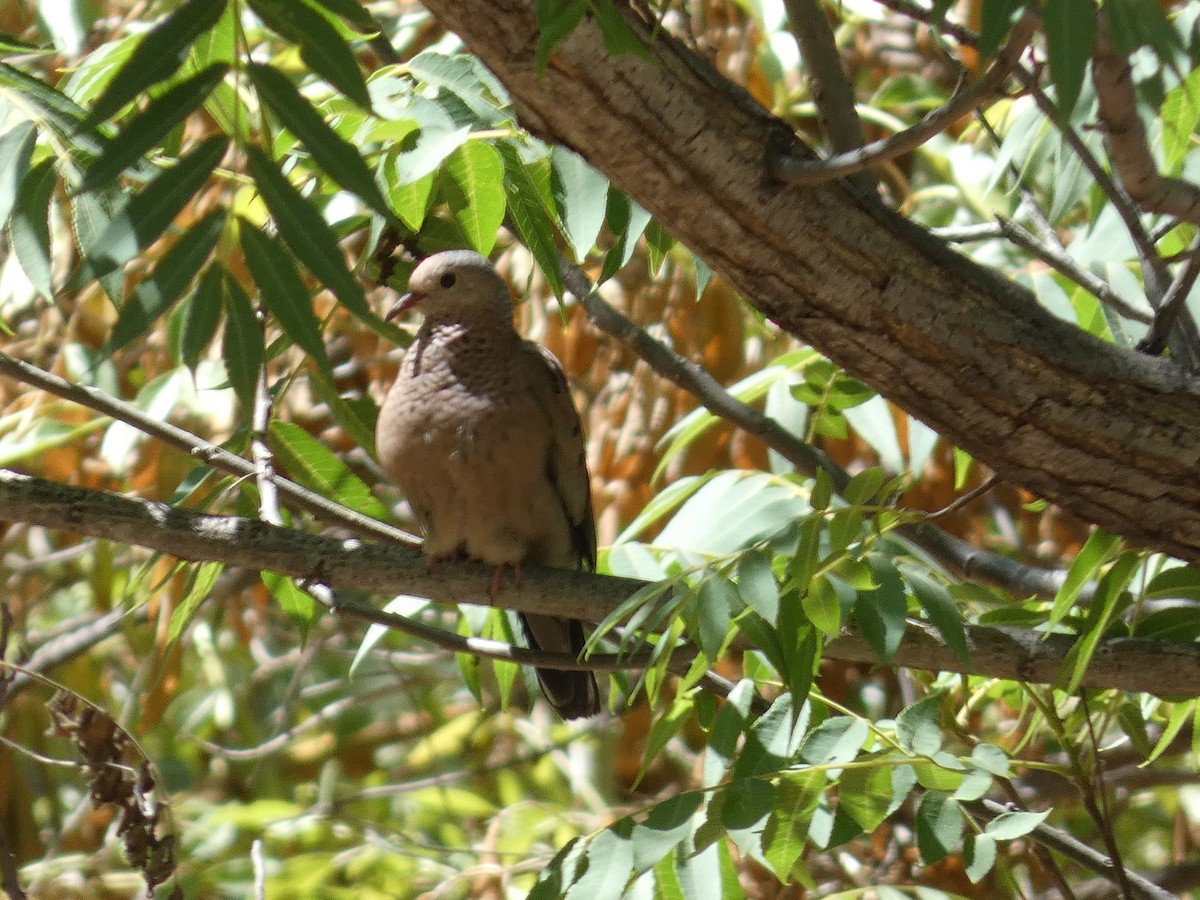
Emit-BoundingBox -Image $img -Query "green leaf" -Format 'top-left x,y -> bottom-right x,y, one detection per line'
248,62 -> 391,217
10,158 -> 56,299
799,716 -> 868,766
0,122 -> 36,229
246,0 -> 371,109
500,141 -> 565,297
838,758 -> 895,833
307,0 -> 379,32
1048,528 -> 1121,632
405,51 -> 510,127
631,792 -> 703,874
1104,0 -> 1180,60
854,553 -> 906,661
110,211 -> 224,350
600,190 -> 652,282
762,770 -> 824,882
915,792 -> 963,864
691,576 -> 737,660
1145,564 -> 1200,601
965,833 -> 997,883
262,570 -> 316,624
442,140 -> 505,254
243,145 -> 372,323
1043,0 -> 1097,121
551,145 -> 609,261
92,135 -> 228,275
1061,549 -> 1140,693
0,63 -> 103,154
984,809 -> 1049,840
566,822 -> 635,899
736,551 -> 779,625
1160,68 -> 1200,177
220,270 -> 263,410
269,421 -> 389,521
180,265 -> 224,370
977,0 -> 1024,61
534,0 -> 586,75
902,566 -> 971,666
239,220 -> 332,374
803,573 -> 845,636
84,0 -> 228,126
82,64 -> 229,190
896,693 -> 943,756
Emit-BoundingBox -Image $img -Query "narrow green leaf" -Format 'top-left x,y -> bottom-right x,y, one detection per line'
307,0 -> 379,32
1043,0 -> 1097,121
902,566 -> 971,666
565,821 -> 635,899
854,553 -> 907,661
500,141 -> 565,297
442,140 -> 505,254
181,265 -> 224,370
977,0 -> 1024,61
220,271 -> 263,410
239,220 -> 332,374
803,573 -> 844,636
269,420 -> 389,520
247,0 -> 371,109
551,145 -> 609,261
92,135 -> 228,275
71,187 -> 125,301
535,0 -> 586,75
244,145 -> 371,322
248,62 -> 391,217
1104,0 -> 1180,60
1062,549 -> 1140,692
405,51 -> 510,126
84,0 -> 228,126
10,158 -> 56,299
1048,528 -> 1121,632
83,64 -> 229,190
0,122 -> 36,229
110,211 -> 224,350
0,63 -> 103,154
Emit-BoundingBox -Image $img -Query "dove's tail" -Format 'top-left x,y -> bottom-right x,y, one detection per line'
521,613 -> 601,719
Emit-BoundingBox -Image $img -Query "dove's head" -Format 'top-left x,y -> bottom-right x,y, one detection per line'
387,250 -> 513,326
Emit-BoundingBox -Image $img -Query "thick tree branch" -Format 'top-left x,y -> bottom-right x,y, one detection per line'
419,0 -> 1200,564
5,470 -> 1200,696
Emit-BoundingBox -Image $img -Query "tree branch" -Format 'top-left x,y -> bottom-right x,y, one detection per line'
5,469 -> 1200,696
772,8 -> 1037,186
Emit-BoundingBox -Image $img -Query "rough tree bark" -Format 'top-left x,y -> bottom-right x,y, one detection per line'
419,0 -> 1200,564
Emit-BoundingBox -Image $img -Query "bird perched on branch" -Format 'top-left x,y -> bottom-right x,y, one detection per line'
375,250 -> 601,719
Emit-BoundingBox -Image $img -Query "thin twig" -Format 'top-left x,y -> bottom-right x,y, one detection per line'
1138,232 -> 1200,356
971,799 -> 1174,900
772,8 -> 1037,187
924,474 -> 998,520
995,217 -> 1154,324
0,350 -> 418,546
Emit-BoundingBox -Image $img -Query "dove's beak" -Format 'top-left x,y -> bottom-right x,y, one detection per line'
385,291 -> 424,321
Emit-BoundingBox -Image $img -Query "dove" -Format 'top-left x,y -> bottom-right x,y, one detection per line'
375,250 -> 601,719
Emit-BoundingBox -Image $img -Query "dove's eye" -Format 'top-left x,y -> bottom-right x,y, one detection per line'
440,273 -> 457,289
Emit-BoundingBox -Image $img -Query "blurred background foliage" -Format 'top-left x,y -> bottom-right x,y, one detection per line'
1,0 -> 1200,897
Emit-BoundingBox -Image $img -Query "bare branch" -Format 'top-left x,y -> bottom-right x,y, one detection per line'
773,8 -> 1038,186
1139,232 -> 1200,356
